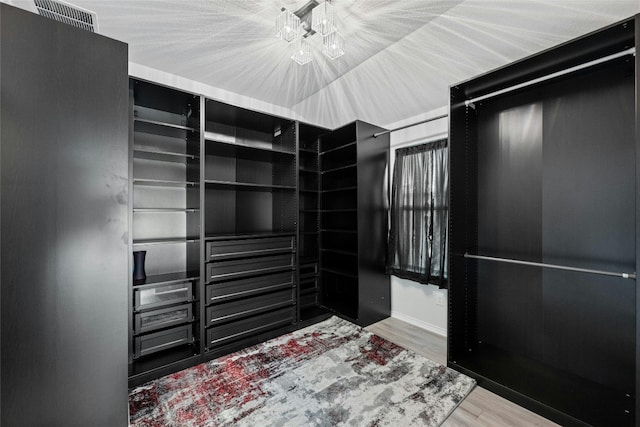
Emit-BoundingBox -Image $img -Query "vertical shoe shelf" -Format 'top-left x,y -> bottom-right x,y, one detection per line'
298,123 -> 326,321
202,99 -> 298,357
129,79 -> 202,378
319,121 -> 390,326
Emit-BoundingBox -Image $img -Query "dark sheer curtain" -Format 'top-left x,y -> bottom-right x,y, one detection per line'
387,139 -> 449,288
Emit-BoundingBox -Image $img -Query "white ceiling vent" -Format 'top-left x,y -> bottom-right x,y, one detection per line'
33,0 -> 98,32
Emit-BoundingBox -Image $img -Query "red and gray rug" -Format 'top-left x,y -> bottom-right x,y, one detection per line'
129,316 -> 475,426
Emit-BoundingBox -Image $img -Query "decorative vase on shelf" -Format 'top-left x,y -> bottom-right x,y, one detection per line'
133,250 -> 147,283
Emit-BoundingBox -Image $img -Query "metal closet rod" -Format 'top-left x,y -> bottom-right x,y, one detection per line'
373,113 -> 448,138
463,253 -> 636,280
465,47 -> 636,107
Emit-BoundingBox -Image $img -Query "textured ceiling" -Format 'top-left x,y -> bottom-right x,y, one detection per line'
4,0 -> 640,129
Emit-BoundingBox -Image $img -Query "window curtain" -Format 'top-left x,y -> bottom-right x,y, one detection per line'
387,139 -> 449,288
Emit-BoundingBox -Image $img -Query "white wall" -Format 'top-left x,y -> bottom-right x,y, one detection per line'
385,107 -> 449,337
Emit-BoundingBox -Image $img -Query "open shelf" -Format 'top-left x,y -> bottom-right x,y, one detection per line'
132,270 -> 200,288
133,178 -> 198,187
133,237 -> 200,246
205,99 -> 296,154
321,266 -> 358,279
134,149 -> 199,163
321,163 -> 357,175
321,248 -> 357,257
205,232 -> 296,241
321,186 -> 357,193
129,346 -> 200,379
321,144 -> 357,172
319,140 -> 357,156
299,168 -> 318,174
205,180 -> 296,191
205,137 -> 295,156
134,117 -> 195,132
134,208 -> 200,213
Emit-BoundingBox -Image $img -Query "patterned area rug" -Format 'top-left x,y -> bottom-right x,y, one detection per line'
129,316 -> 475,426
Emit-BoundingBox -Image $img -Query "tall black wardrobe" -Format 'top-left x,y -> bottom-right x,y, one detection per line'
449,15 -> 639,427
1,4 -> 129,426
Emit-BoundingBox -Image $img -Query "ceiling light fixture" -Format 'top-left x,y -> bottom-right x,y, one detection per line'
275,8 -> 300,42
275,0 -> 345,66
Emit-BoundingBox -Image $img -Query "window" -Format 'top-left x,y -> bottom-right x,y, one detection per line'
387,139 -> 449,288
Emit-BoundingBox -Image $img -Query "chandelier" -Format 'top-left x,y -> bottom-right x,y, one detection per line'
276,0 -> 345,65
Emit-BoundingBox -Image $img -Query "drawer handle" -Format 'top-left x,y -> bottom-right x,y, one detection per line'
152,287 -> 189,296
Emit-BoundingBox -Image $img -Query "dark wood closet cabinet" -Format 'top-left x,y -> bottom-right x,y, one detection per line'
1,4 -> 129,426
128,81 -> 391,386
449,14 -> 639,427
318,121 -> 390,326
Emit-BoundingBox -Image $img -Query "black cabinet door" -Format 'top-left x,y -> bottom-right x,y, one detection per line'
1,5 -> 129,426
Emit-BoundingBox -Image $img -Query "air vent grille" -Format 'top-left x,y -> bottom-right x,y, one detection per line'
34,0 -> 98,32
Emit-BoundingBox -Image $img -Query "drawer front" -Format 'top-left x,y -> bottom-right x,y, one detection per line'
206,307 -> 294,348
134,281 -> 193,311
206,236 -> 294,260
206,271 -> 294,304
135,303 -> 193,334
207,254 -> 294,281
134,324 -> 193,358
206,288 -> 294,326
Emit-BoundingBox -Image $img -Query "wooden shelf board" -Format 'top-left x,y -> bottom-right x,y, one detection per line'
133,208 -> 200,213
319,141 -> 357,156
205,180 -> 296,191
133,237 -> 200,246
321,163 -> 357,175
205,136 -> 295,156
204,232 -> 296,241
134,117 -> 196,132
132,271 -> 200,288
133,179 -> 199,187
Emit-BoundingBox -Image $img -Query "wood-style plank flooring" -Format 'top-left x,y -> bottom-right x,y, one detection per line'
366,317 -> 559,427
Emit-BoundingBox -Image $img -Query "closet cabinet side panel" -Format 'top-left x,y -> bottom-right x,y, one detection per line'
356,121 -> 390,326
636,13 -> 640,423
1,5 -> 129,426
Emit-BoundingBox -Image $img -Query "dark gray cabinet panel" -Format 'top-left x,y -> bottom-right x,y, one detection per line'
1,4 -> 128,426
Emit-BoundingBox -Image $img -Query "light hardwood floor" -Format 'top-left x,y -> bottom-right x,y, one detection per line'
366,317 -> 559,427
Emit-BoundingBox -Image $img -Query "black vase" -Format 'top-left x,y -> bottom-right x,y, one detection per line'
133,250 -> 147,283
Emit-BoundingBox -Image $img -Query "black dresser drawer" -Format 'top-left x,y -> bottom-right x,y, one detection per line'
206,253 -> 294,281
134,281 -> 193,311
205,271 -> 294,304
134,324 -> 193,358
134,303 -> 193,334
206,236 -> 294,260
206,288 -> 294,326
206,307 -> 295,348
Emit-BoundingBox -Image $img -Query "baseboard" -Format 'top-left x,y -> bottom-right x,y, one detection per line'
390,311 -> 447,337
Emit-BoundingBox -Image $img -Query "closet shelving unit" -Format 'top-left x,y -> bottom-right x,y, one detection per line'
448,15 -> 639,427
127,81 -> 392,386
319,121 -> 390,326
202,99 -> 298,358
129,79 -> 202,379
298,123 -> 327,322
